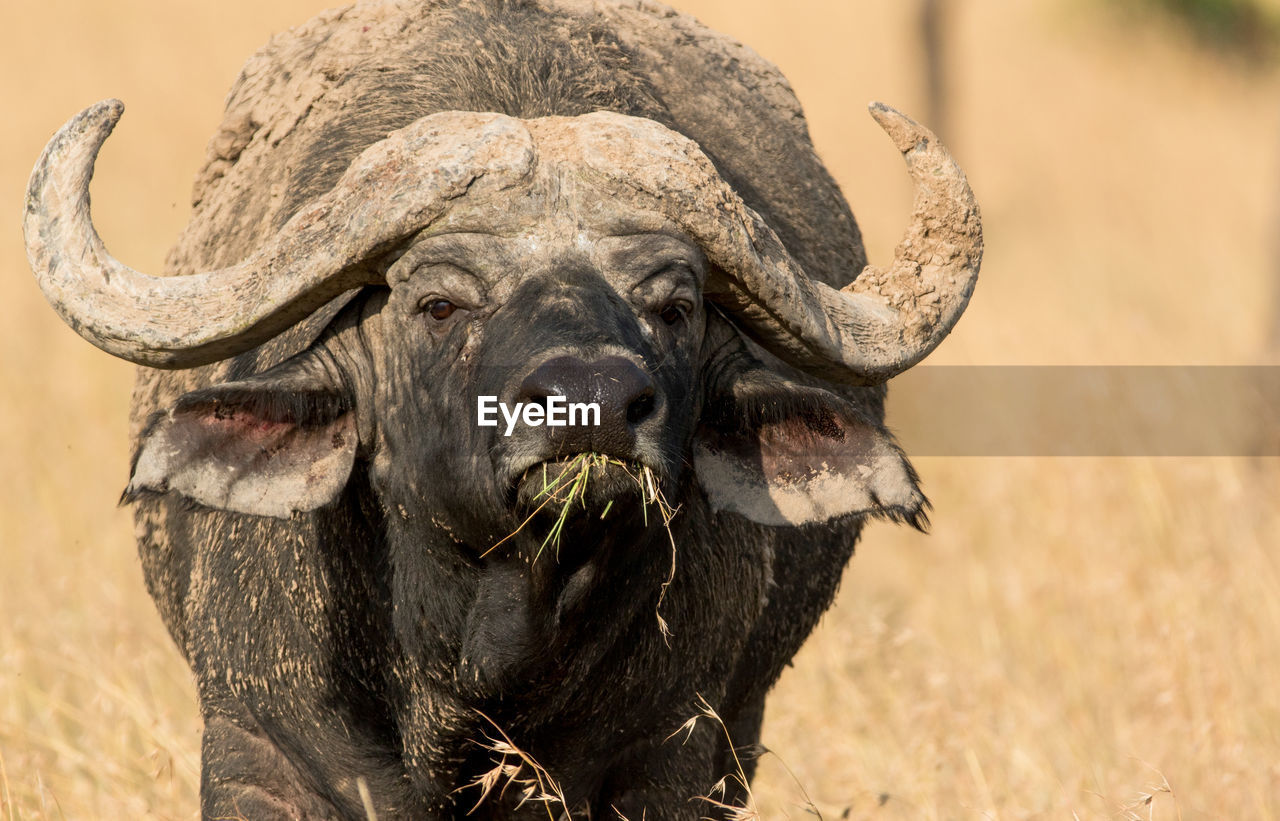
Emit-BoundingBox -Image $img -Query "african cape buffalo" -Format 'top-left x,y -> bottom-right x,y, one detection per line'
24,0 -> 981,817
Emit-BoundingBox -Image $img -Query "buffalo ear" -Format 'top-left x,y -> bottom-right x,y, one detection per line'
694,354 -> 926,528
125,354 -> 357,519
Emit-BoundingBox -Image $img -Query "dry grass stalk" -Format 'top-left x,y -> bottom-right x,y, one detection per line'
668,694 -> 825,821
464,711 -> 570,819
1119,768 -> 1181,821
1,753 -> 14,821
357,776 -> 379,821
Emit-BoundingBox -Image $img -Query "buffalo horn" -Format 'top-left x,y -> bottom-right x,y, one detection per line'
23,100 -> 533,368
701,103 -> 982,384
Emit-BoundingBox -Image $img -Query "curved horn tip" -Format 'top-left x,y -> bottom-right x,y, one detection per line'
66,98 -> 125,139
90,97 -> 125,117
27,99 -> 126,204
866,101 -> 934,155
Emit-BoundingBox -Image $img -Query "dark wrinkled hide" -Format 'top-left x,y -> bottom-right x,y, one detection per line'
126,1 -> 922,818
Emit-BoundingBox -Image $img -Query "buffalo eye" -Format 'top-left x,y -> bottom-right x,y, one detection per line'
657,302 -> 687,326
422,298 -> 457,321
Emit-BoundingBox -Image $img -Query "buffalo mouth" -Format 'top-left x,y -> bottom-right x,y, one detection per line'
511,452 -> 653,516
494,452 -> 676,564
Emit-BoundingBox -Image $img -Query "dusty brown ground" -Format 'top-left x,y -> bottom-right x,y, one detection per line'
2,1 -> 1278,818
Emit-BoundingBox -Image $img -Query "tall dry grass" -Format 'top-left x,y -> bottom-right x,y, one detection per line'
1,0 -> 1277,817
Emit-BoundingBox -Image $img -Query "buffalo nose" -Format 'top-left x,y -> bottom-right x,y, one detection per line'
516,355 -> 655,453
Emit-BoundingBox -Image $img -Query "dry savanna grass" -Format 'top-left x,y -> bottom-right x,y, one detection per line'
2,0 -> 1278,818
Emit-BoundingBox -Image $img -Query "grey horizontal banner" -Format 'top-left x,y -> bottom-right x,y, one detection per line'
887,367 -> 1280,456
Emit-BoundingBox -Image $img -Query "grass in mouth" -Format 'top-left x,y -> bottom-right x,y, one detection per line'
486,452 -> 680,636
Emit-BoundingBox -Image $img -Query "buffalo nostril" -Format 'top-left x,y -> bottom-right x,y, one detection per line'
626,390 -> 656,425
516,370 -> 559,409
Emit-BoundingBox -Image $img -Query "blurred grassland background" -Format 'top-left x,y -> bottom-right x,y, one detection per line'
2,0 -> 1279,817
